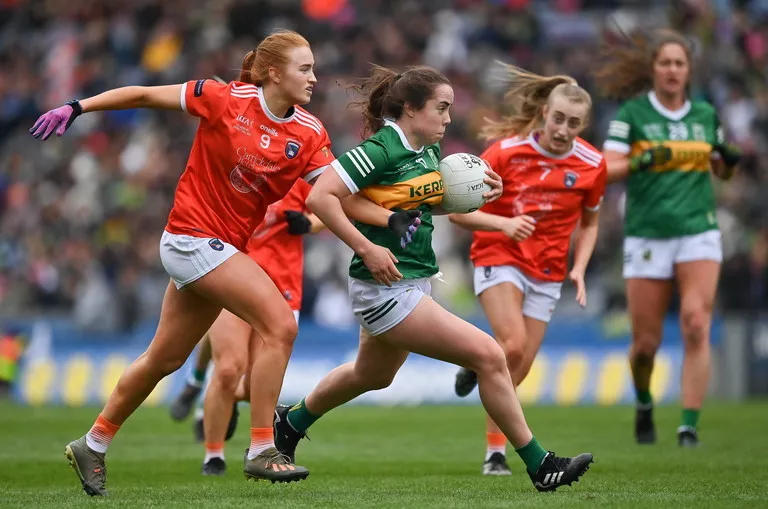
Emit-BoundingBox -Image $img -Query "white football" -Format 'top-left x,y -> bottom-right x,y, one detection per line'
438,153 -> 491,213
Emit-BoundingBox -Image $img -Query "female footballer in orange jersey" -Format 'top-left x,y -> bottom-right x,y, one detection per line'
450,63 -> 606,475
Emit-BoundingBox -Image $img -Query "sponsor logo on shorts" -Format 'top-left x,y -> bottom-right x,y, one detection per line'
643,249 -> 652,262
208,238 -> 224,251
484,267 -> 492,278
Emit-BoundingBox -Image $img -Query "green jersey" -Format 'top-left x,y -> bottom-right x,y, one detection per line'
604,91 -> 723,238
331,120 -> 443,280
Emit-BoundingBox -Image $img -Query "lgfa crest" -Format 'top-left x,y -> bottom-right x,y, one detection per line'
427,148 -> 439,167
564,170 -> 579,188
285,141 -> 301,159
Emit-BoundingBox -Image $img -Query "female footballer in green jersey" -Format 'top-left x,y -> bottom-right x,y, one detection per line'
273,65 -> 594,492
596,29 -> 741,447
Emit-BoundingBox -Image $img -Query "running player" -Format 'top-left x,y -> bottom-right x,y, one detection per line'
31,30 -> 334,495
450,64 -> 606,475
595,29 -> 741,446
272,65 -> 594,492
199,179 -> 321,476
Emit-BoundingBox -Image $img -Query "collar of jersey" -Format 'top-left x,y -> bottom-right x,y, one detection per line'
527,131 -> 575,160
258,86 -> 296,123
648,91 -> 691,121
384,119 -> 425,153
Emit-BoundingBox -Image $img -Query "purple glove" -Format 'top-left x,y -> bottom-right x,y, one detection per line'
29,100 -> 82,140
388,209 -> 422,249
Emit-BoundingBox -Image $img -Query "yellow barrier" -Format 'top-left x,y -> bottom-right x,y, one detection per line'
17,350 -> 680,406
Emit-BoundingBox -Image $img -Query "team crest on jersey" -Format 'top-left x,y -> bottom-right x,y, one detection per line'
426,148 -> 439,167
564,170 -> 579,188
208,238 -> 224,251
283,290 -> 292,301
285,141 -> 301,159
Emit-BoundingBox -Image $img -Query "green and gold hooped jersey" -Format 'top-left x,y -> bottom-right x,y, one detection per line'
331,120 -> 441,280
604,91 -> 722,238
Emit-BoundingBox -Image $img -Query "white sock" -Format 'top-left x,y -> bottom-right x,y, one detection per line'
485,446 -> 506,461
204,450 -> 225,463
85,434 -> 108,454
247,429 -> 275,460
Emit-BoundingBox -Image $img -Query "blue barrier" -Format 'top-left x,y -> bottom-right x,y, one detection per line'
9,313 -> 703,406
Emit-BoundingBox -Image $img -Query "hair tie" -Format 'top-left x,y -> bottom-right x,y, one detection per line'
396,73 -> 403,80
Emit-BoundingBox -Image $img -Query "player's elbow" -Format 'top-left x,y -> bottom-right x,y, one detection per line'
305,187 -> 326,215
448,213 -> 464,225
131,86 -> 153,108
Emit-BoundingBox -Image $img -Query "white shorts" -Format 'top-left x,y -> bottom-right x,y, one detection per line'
160,231 -> 238,289
474,265 -> 562,323
293,310 -> 300,323
623,230 -> 722,280
348,277 -> 432,336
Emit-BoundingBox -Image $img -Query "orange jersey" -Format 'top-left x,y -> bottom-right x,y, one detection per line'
470,134 -> 607,282
247,180 -> 311,311
165,80 -> 333,251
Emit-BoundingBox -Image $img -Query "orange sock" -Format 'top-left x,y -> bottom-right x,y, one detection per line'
85,414 -> 121,454
486,432 -> 506,460
247,427 -> 275,460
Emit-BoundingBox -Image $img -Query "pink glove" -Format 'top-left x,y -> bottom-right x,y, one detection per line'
29,100 -> 82,140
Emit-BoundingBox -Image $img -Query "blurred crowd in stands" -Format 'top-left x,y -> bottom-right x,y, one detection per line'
0,0 -> 766,332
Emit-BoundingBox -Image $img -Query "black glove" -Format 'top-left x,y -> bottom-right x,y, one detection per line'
388,209 -> 422,249
711,143 -> 742,169
629,145 -> 672,173
284,210 -> 312,235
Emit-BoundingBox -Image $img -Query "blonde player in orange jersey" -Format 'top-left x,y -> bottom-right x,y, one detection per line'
450,63 -> 606,475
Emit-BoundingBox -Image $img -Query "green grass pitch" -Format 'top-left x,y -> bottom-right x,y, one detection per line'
1,402 -> 767,508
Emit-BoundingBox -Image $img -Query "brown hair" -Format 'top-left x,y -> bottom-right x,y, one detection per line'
480,62 -> 592,141
347,65 -> 451,137
239,30 -> 310,85
593,28 -> 693,100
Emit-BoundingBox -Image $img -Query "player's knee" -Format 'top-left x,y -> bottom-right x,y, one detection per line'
214,359 -> 246,394
364,372 -> 397,391
470,339 -> 507,375
501,341 -> 525,372
148,352 -> 187,378
631,330 -> 661,359
258,311 -> 299,348
681,305 -> 711,349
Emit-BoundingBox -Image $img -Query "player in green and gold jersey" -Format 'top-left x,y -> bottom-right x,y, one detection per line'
596,29 -> 742,447
273,65 -> 595,491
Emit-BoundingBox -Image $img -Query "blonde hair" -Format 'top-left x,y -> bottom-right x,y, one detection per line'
238,30 -> 310,85
593,29 -> 693,100
480,62 -> 592,141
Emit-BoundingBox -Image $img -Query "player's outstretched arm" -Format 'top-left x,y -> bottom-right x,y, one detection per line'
79,85 -> 184,113
30,85 -> 184,141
